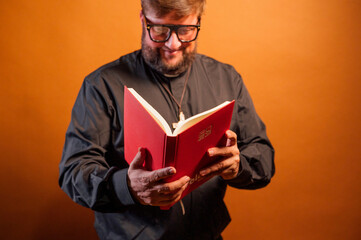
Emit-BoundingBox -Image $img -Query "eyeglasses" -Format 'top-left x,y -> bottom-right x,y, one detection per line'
143,16 -> 201,43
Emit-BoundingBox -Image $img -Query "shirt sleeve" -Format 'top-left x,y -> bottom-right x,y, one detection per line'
226,71 -> 275,189
58,78 -> 136,212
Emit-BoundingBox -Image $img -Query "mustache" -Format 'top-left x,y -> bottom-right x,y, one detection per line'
161,45 -> 186,52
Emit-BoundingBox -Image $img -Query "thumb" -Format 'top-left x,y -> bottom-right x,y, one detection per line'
129,147 -> 146,169
226,130 -> 237,147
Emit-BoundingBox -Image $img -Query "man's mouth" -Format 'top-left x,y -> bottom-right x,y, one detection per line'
162,48 -> 183,59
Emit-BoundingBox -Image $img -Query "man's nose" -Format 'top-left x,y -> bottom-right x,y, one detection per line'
164,31 -> 182,50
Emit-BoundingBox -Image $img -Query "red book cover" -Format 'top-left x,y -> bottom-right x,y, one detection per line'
124,86 -> 234,208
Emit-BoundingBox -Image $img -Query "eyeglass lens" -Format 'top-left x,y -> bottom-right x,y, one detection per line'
150,26 -> 198,42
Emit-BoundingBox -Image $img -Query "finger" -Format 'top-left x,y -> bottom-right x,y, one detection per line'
157,181 -> 189,206
220,157 -> 240,179
199,157 -> 238,177
158,188 -> 183,202
148,167 -> 176,183
157,193 -> 182,206
155,196 -> 179,206
199,161 -> 226,177
156,176 -> 190,193
225,130 -> 237,147
208,146 -> 233,158
144,180 -> 188,207
129,148 -> 146,169
221,166 -> 239,180
144,189 -> 182,207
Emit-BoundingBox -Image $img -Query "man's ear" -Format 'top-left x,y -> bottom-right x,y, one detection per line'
139,10 -> 144,25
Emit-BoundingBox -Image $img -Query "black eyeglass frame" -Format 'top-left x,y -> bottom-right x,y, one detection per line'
143,16 -> 201,43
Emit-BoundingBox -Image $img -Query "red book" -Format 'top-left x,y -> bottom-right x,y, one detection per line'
124,86 -> 234,208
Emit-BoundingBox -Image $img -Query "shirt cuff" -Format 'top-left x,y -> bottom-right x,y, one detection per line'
111,168 -> 136,206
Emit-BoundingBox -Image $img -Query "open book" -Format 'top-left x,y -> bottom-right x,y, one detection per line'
124,86 -> 234,208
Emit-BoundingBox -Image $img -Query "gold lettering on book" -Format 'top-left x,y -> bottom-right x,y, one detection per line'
198,125 -> 213,142
189,173 -> 202,185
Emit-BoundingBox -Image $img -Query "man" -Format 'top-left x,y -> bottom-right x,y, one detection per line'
59,0 -> 275,239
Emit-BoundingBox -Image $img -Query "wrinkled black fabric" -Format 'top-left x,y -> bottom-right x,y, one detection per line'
59,50 -> 275,240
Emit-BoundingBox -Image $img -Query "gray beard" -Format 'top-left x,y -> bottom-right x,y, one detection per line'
141,30 -> 197,76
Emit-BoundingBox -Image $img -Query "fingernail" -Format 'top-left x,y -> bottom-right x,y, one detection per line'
168,168 -> 175,174
208,149 -> 214,156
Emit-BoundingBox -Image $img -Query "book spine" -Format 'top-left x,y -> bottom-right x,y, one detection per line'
163,136 -> 177,168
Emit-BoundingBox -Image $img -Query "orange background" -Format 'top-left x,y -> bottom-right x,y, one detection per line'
1,0 -> 360,239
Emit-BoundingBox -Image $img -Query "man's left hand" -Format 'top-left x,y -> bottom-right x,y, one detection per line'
199,130 -> 240,180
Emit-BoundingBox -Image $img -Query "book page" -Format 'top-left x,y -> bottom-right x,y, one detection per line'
128,88 -> 173,135
173,101 -> 231,136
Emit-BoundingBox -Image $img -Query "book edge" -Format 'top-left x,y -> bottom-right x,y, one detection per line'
173,101 -> 233,135
128,88 -> 172,135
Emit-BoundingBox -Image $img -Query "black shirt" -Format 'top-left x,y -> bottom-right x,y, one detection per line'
59,50 -> 275,240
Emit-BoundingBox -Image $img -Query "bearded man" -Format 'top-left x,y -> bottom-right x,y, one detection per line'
59,1 -> 275,239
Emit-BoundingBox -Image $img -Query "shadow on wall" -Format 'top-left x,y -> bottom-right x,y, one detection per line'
32,194 -> 98,240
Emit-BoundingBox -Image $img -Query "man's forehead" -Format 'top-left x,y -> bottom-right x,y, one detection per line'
144,10 -> 199,25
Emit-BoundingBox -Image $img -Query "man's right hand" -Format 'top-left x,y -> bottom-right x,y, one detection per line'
127,148 -> 190,206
